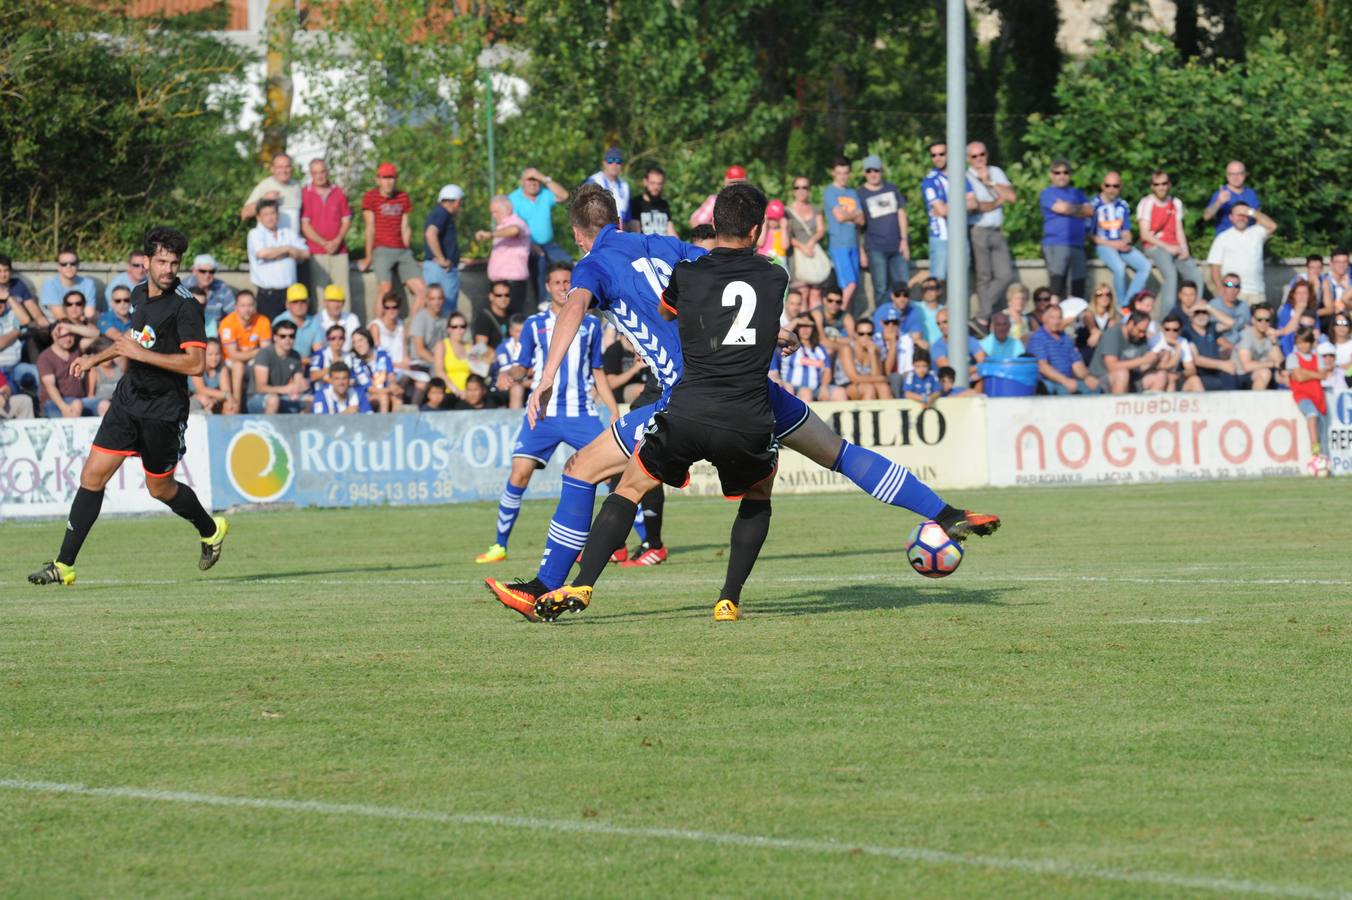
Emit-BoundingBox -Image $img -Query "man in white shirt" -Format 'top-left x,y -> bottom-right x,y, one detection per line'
966,142 -> 1018,317
318,283 -> 361,353
585,146 -> 630,227
247,198 -> 309,319
240,152 -> 303,233
1205,203 -> 1277,306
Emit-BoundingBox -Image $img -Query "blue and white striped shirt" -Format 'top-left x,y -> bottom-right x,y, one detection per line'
517,310 -> 604,417
781,344 -> 830,391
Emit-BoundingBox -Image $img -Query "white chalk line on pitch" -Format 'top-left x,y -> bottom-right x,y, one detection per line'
74,573 -> 1352,588
1,779 -> 1346,899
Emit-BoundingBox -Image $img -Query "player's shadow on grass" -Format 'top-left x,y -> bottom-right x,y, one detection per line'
214,562 -> 441,583
672,544 -> 883,562
582,582 -> 1007,623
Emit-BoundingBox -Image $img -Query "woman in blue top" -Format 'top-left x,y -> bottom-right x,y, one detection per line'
349,327 -> 399,412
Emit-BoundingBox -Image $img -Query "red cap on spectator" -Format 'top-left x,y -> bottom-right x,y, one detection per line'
765,199 -> 785,220
725,165 -> 746,180
376,162 -> 398,177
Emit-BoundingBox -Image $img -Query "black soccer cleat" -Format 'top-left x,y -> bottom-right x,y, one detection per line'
199,516 -> 229,571
937,509 -> 1001,543
28,561 -> 75,586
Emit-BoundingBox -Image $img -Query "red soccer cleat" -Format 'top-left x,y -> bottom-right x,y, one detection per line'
485,577 -> 544,622
618,544 -> 668,567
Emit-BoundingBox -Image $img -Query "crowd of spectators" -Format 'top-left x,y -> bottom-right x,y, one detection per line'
2,147 -> 1349,430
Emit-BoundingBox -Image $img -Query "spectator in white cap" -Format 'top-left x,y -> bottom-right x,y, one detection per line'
182,252 -> 236,337
423,183 -> 463,310
586,146 -> 630,226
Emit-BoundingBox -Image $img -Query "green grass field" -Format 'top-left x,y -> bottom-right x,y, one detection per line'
3,480 -> 1351,898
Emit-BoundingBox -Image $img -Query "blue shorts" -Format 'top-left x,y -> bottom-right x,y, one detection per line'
513,414 -> 606,467
830,246 -> 860,289
612,381 -> 811,456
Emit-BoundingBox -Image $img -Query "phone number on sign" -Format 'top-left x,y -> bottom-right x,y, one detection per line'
326,480 -> 459,504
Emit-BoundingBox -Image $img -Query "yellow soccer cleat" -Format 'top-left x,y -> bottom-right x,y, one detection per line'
199,516 -> 229,571
475,543 -> 508,564
713,599 -> 741,621
28,561 -> 75,586
533,585 -> 592,622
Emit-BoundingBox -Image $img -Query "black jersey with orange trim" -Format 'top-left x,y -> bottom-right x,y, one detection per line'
113,278 -> 207,421
659,246 -> 787,434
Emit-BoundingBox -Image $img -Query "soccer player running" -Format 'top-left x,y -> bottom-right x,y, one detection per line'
475,261 -> 619,564
28,227 -> 227,586
487,186 -> 998,619
536,184 -> 785,622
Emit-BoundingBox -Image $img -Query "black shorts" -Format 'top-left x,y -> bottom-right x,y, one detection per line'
636,412 -> 778,499
91,401 -> 187,478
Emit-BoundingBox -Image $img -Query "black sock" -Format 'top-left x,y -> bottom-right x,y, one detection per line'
721,499 -> 772,603
58,487 -> 105,566
575,494 -> 638,588
935,504 -> 962,531
162,482 -> 217,537
640,485 -> 665,548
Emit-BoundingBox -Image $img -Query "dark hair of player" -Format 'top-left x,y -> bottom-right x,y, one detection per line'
330,361 -> 350,376
690,223 -> 716,243
142,226 -> 189,260
713,183 -> 768,238
547,260 -> 574,275
569,183 -> 619,236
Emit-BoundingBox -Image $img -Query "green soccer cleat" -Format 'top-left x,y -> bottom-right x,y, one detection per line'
199,516 -> 229,571
28,561 -> 75,586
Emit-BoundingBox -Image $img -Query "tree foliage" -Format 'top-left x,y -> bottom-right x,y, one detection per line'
1023,33 -> 1352,258
0,0 -> 253,260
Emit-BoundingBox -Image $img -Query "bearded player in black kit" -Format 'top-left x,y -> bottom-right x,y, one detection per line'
535,183 -> 788,622
28,226 -> 228,586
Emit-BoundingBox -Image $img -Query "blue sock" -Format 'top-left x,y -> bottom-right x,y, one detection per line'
537,475 -> 597,589
832,441 -> 945,519
495,482 -> 527,548
633,505 -> 648,544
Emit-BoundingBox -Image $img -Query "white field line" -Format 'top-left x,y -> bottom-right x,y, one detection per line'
70,573 -> 1352,588
1,779 -> 1346,899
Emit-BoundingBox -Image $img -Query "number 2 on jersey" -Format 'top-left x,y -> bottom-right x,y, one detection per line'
721,280 -> 757,346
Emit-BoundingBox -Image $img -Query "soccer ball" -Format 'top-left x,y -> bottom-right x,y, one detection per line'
906,520 -> 963,578
1307,455 -> 1330,478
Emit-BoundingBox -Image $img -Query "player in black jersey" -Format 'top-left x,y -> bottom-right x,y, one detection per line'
535,184 -> 787,622
28,226 -> 228,586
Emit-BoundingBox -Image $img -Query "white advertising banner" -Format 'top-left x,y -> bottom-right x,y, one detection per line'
986,393 -> 1313,487
683,396 -> 989,497
1326,391 -> 1352,477
0,416 -> 212,519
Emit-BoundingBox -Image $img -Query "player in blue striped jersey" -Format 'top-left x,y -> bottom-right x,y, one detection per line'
475,262 -> 618,564
486,185 -> 1000,619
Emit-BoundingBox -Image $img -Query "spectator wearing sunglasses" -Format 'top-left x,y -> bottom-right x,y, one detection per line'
1039,160 -> 1094,300
1091,171 -> 1152,309
585,146 -> 631,227
1150,316 -> 1203,392
53,290 -> 99,350
1208,272 -> 1250,353
102,252 -> 147,310
966,142 -> 1018,317
837,319 -> 892,400
182,253 -> 236,337
1205,202 -> 1276,305
1137,170 -> 1206,317
99,287 -> 134,337
475,280 -> 514,348
1232,308 -> 1286,390
37,324 -> 97,417
40,248 -> 97,319
1180,305 -> 1238,391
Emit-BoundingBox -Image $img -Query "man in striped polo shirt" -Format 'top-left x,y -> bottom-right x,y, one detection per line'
1028,304 -> 1101,395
